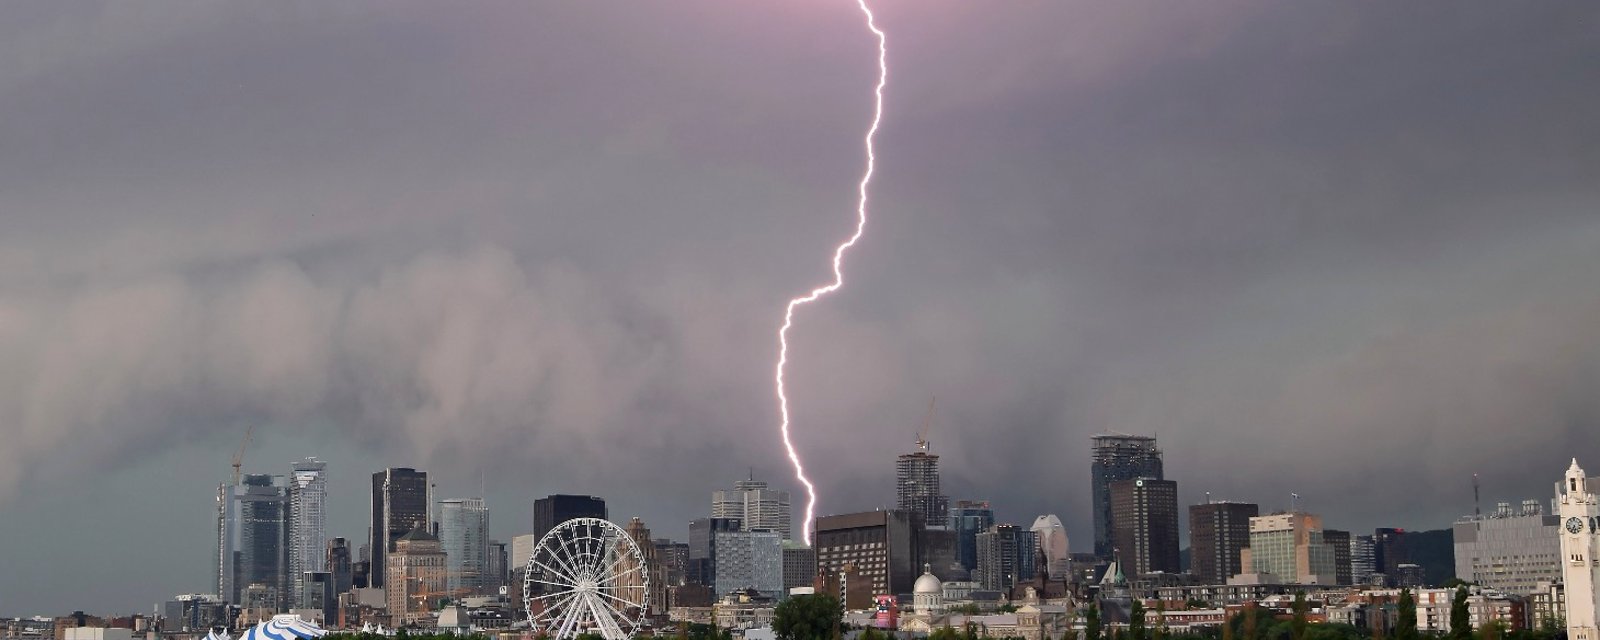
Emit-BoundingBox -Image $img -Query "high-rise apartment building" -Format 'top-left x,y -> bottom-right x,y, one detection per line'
712,529 -> 784,599
814,510 -> 919,596
217,474 -> 290,608
1452,500 -> 1560,596
1242,512 -> 1337,584
897,446 -> 950,527
949,501 -> 995,573
287,458 -> 328,601
533,495 -> 607,541
1189,501 -> 1259,584
1030,515 -> 1070,580
438,498 -> 490,595
1091,434 -> 1163,558
975,524 -> 1038,591
712,476 -> 793,541
370,468 -> 430,588
1109,478 -> 1180,576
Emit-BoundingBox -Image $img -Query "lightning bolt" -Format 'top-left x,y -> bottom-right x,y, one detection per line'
776,0 -> 887,546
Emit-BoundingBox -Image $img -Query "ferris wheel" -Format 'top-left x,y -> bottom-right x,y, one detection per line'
523,517 -> 650,640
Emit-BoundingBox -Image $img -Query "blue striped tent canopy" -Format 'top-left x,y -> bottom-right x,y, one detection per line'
240,615 -> 326,640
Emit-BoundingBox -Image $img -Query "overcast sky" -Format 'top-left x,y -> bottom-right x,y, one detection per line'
2,1 -> 1599,615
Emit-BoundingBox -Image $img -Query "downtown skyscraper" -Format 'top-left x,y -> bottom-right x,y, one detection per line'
1091,433 -> 1163,558
1109,477 -> 1181,576
897,441 -> 949,527
1189,501 -> 1259,584
438,498 -> 490,595
712,475 -> 793,541
370,467 -> 430,588
217,474 -> 289,607
287,458 -> 328,601
949,500 -> 996,574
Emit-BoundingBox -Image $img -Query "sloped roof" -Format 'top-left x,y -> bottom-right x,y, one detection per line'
396,527 -> 438,542
239,615 -> 325,640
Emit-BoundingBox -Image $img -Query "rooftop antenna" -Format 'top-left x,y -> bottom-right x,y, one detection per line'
1291,492 -> 1300,513
916,395 -> 936,452
1206,491 -> 1212,505
1473,473 -> 1481,517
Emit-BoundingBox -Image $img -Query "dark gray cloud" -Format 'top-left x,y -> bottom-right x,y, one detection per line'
1,0 -> 1598,614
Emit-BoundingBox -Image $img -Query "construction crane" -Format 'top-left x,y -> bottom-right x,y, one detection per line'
915,396 -> 936,452
230,425 -> 254,485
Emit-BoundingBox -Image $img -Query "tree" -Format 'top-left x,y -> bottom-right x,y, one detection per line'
1085,603 -> 1103,640
575,634 -> 606,640
773,594 -> 844,640
1449,586 -> 1472,640
859,628 -> 887,640
1395,589 -> 1419,640
931,626 -> 963,640
1130,600 -> 1148,640
1292,592 -> 1309,640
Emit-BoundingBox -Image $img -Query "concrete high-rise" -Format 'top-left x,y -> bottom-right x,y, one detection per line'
370,468 -> 430,588
217,473 -> 290,608
975,524 -> 1038,591
1030,515 -> 1070,580
1109,477 -> 1180,576
782,541 -> 817,594
814,510 -> 919,596
897,446 -> 950,528
1189,501 -> 1258,585
438,498 -> 490,595
1452,500 -> 1560,596
287,458 -> 328,602
949,500 -> 995,573
1091,434 -> 1163,558
533,494 -> 607,541
712,475 -> 793,541
1241,512 -> 1337,584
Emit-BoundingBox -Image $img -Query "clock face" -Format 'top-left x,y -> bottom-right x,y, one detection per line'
1568,516 -> 1585,534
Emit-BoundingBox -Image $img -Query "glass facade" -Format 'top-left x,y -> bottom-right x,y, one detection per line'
438,497 -> 490,595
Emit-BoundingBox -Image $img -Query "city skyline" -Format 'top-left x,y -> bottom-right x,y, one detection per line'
2,0 -> 1598,617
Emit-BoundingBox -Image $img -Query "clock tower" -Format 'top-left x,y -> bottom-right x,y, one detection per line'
1559,458 -> 1600,640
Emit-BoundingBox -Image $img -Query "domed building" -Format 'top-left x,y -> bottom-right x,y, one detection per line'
913,565 -> 944,616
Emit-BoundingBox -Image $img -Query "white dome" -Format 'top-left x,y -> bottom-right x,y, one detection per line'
914,570 -> 942,595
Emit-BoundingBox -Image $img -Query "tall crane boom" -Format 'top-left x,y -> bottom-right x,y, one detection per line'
916,395 -> 936,452
231,425 -> 254,485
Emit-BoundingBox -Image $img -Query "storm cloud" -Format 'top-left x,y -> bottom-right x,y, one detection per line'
1,0 -> 1598,613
